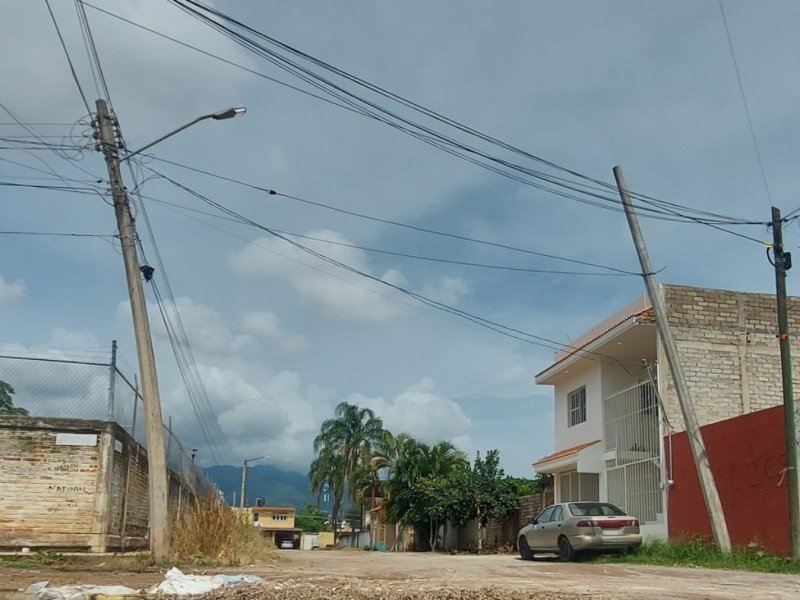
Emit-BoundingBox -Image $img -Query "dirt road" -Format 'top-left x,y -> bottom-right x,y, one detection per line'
2,550 -> 799,599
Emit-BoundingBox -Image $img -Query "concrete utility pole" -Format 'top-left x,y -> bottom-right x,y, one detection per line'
95,99 -> 170,558
240,455 -> 269,509
614,165 -> 732,553
770,206 -> 800,559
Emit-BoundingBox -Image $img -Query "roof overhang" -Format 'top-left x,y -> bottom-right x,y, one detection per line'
533,439 -> 604,474
536,307 -> 655,386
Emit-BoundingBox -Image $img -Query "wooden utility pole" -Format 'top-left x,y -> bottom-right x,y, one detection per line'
770,206 -> 800,559
95,99 -> 170,557
614,165 -> 731,553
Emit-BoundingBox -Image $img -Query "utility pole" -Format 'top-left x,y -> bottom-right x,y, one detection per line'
240,460 -> 248,510
770,206 -> 800,559
95,99 -> 170,558
614,165 -> 731,553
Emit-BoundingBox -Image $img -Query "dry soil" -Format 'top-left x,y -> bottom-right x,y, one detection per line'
2,550 -> 800,599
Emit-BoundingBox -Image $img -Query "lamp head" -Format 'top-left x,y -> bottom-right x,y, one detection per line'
211,106 -> 247,120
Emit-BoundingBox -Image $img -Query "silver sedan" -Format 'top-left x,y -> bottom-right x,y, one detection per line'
518,501 -> 642,562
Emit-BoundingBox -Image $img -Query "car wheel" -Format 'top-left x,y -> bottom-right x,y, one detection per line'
518,536 -> 533,561
558,536 -> 576,562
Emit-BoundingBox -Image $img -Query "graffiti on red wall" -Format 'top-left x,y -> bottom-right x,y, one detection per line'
719,452 -> 788,492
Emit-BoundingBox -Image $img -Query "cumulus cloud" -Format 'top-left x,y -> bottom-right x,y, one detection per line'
351,377 -> 472,445
0,276 -> 24,303
241,311 -> 308,357
230,231 -> 409,323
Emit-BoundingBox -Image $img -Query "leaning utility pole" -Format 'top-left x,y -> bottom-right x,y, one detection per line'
614,165 -> 731,553
770,206 -> 800,559
95,99 -> 170,557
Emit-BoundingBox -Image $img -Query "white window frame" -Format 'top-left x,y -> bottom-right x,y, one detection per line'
568,386 -> 587,427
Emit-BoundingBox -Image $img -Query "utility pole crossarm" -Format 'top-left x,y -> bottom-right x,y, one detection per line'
614,165 -> 731,553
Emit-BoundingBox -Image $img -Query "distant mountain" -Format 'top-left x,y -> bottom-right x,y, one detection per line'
205,463 -> 315,509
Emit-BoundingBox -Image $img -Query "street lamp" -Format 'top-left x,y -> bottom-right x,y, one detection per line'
94,99 -> 246,558
120,106 -> 246,162
240,455 -> 270,509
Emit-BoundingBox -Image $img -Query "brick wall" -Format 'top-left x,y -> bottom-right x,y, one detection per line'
0,418 -> 101,550
660,285 -> 800,432
0,416 -> 198,551
483,491 -> 550,551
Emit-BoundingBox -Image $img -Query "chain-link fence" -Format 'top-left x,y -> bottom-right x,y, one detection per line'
0,342 -> 214,497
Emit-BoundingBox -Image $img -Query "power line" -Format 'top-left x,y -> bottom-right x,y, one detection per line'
168,0 -> 767,231
0,230 -> 115,238
83,0 -> 766,232
148,170 -> 649,367
718,0 -> 772,207
45,0 -> 92,116
147,157 -> 640,275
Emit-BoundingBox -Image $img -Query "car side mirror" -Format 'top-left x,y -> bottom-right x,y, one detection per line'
526,516 -> 536,525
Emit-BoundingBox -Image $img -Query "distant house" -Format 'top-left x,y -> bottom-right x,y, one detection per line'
251,506 -> 301,549
534,284 -> 798,554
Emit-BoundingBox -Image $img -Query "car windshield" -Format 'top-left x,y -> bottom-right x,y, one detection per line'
568,502 -> 626,517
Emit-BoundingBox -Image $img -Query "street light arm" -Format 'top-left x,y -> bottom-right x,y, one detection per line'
120,107 -> 246,163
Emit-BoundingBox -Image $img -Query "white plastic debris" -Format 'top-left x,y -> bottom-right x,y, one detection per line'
34,583 -> 138,600
30,567 -> 263,599
148,567 -> 263,595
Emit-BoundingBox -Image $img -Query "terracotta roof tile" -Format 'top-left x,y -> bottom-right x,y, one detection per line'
533,439 -> 601,467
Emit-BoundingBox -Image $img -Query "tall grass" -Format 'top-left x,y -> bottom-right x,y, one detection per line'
170,492 -> 275,566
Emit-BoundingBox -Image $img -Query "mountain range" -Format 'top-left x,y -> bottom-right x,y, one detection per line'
205,463 -> 317,509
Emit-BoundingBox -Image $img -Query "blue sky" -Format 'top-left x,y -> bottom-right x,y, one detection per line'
1,0 -> 799,476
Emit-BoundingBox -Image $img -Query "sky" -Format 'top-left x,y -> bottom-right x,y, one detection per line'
1,0 -> 799,477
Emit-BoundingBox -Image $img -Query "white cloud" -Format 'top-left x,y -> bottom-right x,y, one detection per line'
352,377 -> 472,445
241,311 -> 308,357
0,276 -> 24,303
230,231 -> 409,323
421,276 -> 470,305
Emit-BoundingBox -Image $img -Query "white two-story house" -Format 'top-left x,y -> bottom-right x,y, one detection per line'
533,284 -> 798,541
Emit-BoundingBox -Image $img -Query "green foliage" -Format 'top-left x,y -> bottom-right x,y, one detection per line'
296,503 -> 330,532
591,537 -> 800,574
310,401 -> 384,541
0,380 -> 28,415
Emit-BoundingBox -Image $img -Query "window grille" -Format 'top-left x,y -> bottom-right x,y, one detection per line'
557,471 -> 599,502
604,380 -> 663,523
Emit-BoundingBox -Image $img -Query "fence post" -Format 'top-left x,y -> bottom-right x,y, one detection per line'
131,375 -> 139,441
107,340 -> 117,421
166,417 -> 173,465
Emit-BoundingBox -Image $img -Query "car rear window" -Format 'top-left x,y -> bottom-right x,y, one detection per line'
568,502 -> 626,516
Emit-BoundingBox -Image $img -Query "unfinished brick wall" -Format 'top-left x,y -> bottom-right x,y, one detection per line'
0,417 -> 197,552
660,285 -> 800,432
0,418 -> 101,550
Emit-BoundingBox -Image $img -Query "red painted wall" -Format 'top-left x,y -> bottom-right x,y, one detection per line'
667,405 -> 790,555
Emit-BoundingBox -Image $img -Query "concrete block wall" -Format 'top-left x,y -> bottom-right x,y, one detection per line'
660,285 -> 800,432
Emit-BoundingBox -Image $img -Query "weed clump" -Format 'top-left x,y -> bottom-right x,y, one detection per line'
170,492 -> 275,567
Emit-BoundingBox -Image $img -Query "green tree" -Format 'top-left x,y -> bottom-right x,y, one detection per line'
311,402 -> 384,543
295,503 -> 330,532
450,450 -> 519,553
0,380 -> 27,416
383,439 -> 467,551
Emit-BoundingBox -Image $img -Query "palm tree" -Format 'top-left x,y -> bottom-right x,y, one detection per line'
381,437 -> 467,550
308,446 -> 345,537
311,401 -> 384,542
